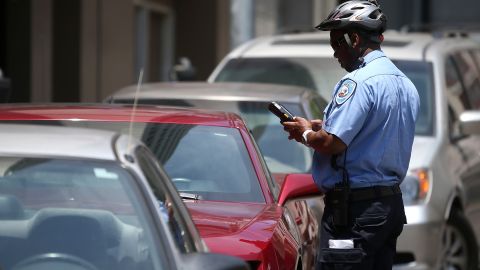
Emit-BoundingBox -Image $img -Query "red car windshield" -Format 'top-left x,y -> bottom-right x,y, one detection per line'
141,123 -> 264,203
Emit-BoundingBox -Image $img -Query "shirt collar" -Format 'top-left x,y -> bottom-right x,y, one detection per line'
361,49 -> 385,67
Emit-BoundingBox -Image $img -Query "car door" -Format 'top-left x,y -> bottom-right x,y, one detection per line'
135,146 -> 205,253
244,125 -> 318,269
446,50 -> 480,242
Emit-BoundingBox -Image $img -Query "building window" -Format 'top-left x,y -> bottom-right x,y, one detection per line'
135,3 -> 173,82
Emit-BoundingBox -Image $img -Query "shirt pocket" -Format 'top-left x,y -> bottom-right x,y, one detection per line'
353,214 -> 388,245
355,215 -> 388,228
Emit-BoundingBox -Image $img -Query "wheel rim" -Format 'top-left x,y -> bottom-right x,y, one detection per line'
440,223 -> 468,270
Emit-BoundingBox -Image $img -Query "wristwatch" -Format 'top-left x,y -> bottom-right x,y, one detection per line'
302,129 -> 313,145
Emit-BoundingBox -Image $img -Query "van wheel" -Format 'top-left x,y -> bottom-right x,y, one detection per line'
440,211 -> 478,270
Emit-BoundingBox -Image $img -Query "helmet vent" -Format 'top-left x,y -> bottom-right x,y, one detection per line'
351,6 -> 365,10
329,10 -> 340,19
339,13 -> 353,19
338,2 -> 349,9
369,10 -> 381,19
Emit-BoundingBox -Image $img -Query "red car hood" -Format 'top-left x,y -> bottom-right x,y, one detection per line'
185,200 -> 284,260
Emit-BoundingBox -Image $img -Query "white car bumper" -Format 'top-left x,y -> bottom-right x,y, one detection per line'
393,204 -> 444,270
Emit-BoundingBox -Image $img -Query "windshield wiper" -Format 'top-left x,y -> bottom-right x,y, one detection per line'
179,192 -> 202,200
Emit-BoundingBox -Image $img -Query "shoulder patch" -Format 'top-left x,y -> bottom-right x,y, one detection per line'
335,79 -> 357,106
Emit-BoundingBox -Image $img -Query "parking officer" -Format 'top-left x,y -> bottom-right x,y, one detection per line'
282,1 -> 420,269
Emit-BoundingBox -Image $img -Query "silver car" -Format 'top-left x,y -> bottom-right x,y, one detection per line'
0,124 -> 248,270
208,30 -> 480,270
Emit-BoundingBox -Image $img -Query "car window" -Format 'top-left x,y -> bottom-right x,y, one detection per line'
0,157 -> 164,270
135,147 -> 197,253
470,49 -> 480,72
215,58 -> 317,91
451,52 -> 480,109
446,56 -> 471,114
142,124 -> 265,202
392,60 -> 435,136
237,101 -> 313,173
141,124 -> 265,203
445,54 -> 480,139
215,57 -> 345,99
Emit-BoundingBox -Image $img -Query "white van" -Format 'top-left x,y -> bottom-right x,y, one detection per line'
209,30 -> 480,270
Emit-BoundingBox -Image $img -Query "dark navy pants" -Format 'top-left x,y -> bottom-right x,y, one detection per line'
316,193 -> 406,270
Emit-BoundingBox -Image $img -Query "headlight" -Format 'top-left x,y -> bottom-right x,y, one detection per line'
400,168 -> 430,205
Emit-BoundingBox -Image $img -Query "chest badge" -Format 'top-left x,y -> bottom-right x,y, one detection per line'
335,79 -> 357,106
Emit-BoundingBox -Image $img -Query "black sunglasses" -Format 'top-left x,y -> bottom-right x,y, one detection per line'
330,34 -> 351,49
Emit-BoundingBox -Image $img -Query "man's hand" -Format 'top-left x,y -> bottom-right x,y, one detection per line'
282,116 -> 314,143
311,119 -> 323,131
281,117 -> 345,154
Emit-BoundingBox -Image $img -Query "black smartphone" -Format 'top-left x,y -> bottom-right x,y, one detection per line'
268,102 -> 295,122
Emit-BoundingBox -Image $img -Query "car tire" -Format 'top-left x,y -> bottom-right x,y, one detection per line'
440,210 -> 478,270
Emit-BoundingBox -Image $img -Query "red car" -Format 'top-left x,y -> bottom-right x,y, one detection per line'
0,104 -> 321,270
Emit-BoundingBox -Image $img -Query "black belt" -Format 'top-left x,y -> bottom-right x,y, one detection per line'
349,184 -> 402,201
326,184 -> 402,203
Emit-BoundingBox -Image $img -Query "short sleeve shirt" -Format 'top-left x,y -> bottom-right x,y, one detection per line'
312,50 -> 420,192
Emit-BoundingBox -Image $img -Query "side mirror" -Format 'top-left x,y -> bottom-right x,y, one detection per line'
169,57 -> 197,81
181,252 -> 249,270
277,173 -> 322,206
459,110 -> 480,135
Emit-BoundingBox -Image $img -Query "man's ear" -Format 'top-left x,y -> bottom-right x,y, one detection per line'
351,33 -> 361,48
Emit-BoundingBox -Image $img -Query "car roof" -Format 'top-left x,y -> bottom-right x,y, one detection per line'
0,103 -> 244,128
0,123 -> 118,160
220,30 -> 479,62
111,82 -> 316,103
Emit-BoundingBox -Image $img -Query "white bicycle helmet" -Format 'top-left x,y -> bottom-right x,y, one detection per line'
315,0 -> 386,34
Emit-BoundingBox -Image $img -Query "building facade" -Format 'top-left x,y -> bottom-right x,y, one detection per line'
0,0 -> 479,103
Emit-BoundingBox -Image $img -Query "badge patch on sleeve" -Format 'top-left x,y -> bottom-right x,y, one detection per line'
335,79 -> 357,106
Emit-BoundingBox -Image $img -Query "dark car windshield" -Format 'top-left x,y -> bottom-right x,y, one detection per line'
215,57 -> 434,136
0,157 -> 165,270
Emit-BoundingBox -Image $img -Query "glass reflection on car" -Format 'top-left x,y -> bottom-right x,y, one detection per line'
0,157 -> 165,270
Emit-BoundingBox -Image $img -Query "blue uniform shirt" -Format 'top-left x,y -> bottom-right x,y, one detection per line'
312,50 -> 420,192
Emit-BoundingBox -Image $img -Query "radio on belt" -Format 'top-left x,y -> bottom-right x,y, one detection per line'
268,102 -> 295,123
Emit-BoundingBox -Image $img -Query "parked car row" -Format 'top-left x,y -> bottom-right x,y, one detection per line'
0,124 -> 246,270
0,104 -> 321,270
